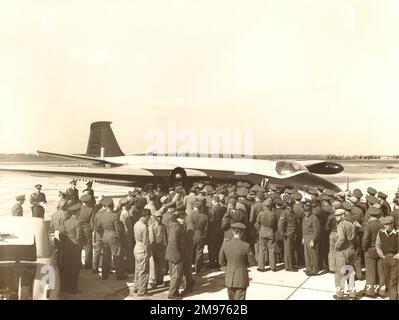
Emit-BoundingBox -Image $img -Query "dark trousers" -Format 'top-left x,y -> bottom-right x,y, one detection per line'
304,240 -> 319,274
208,232 -> 223,268
60,239 -> 81,292
319,234 -> 329,271
227,287 -> 247,300
169,261 -> 183,296
102,242 -> 124,279
353,235 -> 363,279
92,231 -> 103,271
382,255 -> 398,300
82,226 -> 93,269
283,234 -> 296,270
193,238 -> 205,273
123,237 -> 135,273
364,249 -> 385,296
183,237 -> 194,288
149,244 -> 166,286
31,207 -> 44,218
258,236 -> 275,270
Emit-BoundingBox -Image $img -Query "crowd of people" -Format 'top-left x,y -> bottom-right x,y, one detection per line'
10,179 -> 399,300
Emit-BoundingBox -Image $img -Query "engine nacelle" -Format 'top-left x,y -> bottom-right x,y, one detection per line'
170,167 -> 187,182
306,162 -> 344,175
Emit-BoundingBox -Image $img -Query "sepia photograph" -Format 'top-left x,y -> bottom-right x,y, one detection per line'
0,0 -> 398,309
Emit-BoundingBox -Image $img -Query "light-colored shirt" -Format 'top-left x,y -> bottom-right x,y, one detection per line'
335,219 -> 355,251
134,217 -> 150,248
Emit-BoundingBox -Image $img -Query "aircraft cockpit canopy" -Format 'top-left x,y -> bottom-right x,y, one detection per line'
275,160 -> 308,176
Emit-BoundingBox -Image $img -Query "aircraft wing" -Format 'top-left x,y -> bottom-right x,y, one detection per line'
299,160 -> 344,175
36,150 -> 122,167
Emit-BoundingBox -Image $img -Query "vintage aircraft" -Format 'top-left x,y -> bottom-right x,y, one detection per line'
0,121 -> 344,191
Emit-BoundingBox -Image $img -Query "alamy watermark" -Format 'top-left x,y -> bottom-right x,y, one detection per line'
143,121 -> 255,175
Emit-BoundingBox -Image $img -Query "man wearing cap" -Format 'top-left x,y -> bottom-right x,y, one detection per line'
59,203 -> 84,293
51,201 -> 68,269
207,195 -> 226,269
353,189 -> 367,213
184,187 -> 198,216
190,199 -> 208,274
362,207 -> 385,298
319,197 -> 334,272
119,198 -> 135,274
256,198 -> 278,272
57,191 -> 68,211
222,198 -> 247,241
11,195 -> 25,216
165,210 -> 186,299
92,197 -> 106,274
278,199 -> 297,271
79,194 -> 94,270
149,210 -> 167,289
375,216 -> 398,300
182,205 -> 196,294
378,192 -> 391,216
66,179 -> 79,207
99,198 -> 126,281
133,208 -> 151,296
332,209 -> 356,300
249,191 -> 265,263
326,202 -> 340,273
82,181 -> 96,208
302,201 -> 320,276
30,184 -> 47,218
219,223 -> 250,300
293,192 -> 305,267
344,199 -> 364,281
273,197 -> 285,264
162,202 -> 177,236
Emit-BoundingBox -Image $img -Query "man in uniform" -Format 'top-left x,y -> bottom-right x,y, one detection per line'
59,203 -> 84,293
149,211 -> 167,289
302,201 -> 320,276
362,206 -> 385,298
133,208 -> 151,296
80,194 -> 94,269
98,197 -> 125,280
256,198 -> 277,272
165,210 -> 186,299
51,201 -> 68,269
278,198 -> 297,271
344,199 -> 364,280
11,195 -> 25,216
375,216 -> 398,300
378,192 -> 391,216
182,205 -> 196,294
30,184 -> 47,218
219,223 -> 250,300
92,198 -> 106,274
82,181 -> 96,208
333,209 -> 356,300
222,198 -> 247,241
190,199 -> 208,274
207,195 -> 226,269
249,191 -> 265,262
293,192 -> 305,267
184,187 -> 198,216
66,179 -> 79,207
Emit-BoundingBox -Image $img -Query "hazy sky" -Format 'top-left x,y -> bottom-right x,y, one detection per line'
1,0 -> 398,155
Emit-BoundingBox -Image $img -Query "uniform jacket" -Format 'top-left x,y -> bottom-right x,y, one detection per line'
11,203 -> 23,216
190,210 -> 208,241
60,215 -> 83,246
51,209 -> 68,231
66,187 -> 79,205
184,193 -> 197,215
165,220 -> 185,263
335,219 -> 355,251
302,214 -> 320,242
362,218 -> 383,252
79,204 -> 94,227
30,192 -> 47,211
99,210 -> 123,244
208,204 -> 226,236
149,221 -> 167,246
256,208 -> 277,239
219,237 -> 250,288
278,209 -> 297,237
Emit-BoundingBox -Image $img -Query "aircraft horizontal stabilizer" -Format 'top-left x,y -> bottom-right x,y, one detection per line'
37,150 -> 122,167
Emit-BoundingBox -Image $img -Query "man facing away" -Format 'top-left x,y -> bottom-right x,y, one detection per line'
219,223 -> 250,300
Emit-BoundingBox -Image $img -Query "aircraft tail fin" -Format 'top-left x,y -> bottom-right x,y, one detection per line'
86,121 -> 125,157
